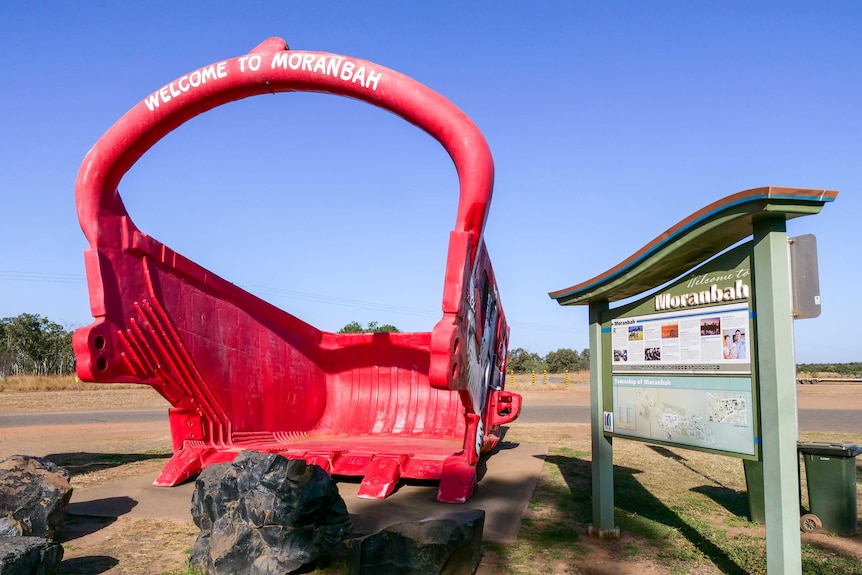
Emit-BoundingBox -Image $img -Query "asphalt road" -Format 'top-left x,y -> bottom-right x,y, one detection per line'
517,405 -> 861,434
0,409 -> 167,428
0,405 -> 857,434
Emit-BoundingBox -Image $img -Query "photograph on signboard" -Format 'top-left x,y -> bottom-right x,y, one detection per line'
700,317 -> 721,336
661,323 -> 678,338
728,328 -> 747,360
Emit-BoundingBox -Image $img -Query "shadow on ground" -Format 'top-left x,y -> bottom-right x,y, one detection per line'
59,555 -> 120,575
44,451 -> 170,477
58,516 -> 121,575
545,452 -> 754,574
67,496 -> 139,521
59,514 -> 119,542
692,485 -> 751,518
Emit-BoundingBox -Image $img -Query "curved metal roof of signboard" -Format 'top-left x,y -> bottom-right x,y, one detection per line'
549,186 -> 838,306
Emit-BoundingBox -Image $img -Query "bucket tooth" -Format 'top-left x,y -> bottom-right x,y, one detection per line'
437,454 -> 477,504
358,456 -> 405,500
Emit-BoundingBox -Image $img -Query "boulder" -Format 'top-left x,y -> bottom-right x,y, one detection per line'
190,451 -> 352,575
345,509 -> 485,575
0,456 -> 72,539
0,536 -> 63,575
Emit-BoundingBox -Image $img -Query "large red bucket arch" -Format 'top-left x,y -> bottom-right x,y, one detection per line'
73,37 -> 520,503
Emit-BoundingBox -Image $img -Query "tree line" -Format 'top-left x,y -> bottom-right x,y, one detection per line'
337,321 -> 400,334
507,347 -> 590,373
797,362 -> 861,377
0,314 -> 76,377
2,313 -> 858,379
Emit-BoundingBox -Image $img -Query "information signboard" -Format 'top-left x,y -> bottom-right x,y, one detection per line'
604,244 -> 759,458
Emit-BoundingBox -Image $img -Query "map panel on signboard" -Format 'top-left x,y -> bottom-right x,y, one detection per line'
611,375 -> 755,455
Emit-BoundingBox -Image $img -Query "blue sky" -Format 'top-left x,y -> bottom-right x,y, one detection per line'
1,2 -> 859,363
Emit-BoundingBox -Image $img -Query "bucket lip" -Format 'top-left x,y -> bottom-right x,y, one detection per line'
797,440 -> 862,457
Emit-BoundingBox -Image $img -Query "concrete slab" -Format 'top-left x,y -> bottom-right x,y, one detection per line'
68,442 -> 547,543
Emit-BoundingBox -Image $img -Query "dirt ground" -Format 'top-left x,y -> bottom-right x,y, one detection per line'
1,383 -> 861,574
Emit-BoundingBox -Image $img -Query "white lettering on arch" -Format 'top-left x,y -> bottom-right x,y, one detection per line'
201,65 -> 218,83
145,52 -> 386,113
339,61 -> 355,81
326,57 -> 343,77
366,70 -> 382,90
271,52 -> 289,69
263,53 -> 383,91
312,56 -> 327,74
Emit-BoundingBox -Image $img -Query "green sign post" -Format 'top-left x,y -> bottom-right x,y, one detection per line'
550,187 -> 837,573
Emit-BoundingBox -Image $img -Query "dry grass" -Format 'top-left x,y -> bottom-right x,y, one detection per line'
0,374 -> 141,392
505,371 -> 591,391
3,369 -> 848,391
0,374 -> 170,413
61,517 -> 200,575
0,387 -> 169,411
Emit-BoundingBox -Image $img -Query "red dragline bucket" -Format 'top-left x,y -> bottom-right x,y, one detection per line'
73,37 -> 521,503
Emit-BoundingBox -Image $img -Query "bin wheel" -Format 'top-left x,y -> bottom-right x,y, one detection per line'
800,513 -> 822,533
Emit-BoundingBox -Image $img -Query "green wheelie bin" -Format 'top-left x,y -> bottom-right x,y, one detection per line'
743,459 -> 766,524
797,441 -> 861,536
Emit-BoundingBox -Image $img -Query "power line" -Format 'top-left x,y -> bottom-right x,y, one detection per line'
0,271 -> 85,284
508,322 -> 578,334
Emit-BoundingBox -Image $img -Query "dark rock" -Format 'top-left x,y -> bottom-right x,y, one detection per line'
345,509 -> 485,575
0,456 -> 72,539
0,536 -> 63,575
190,451 -> 351,575
0,518 -> 20,538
